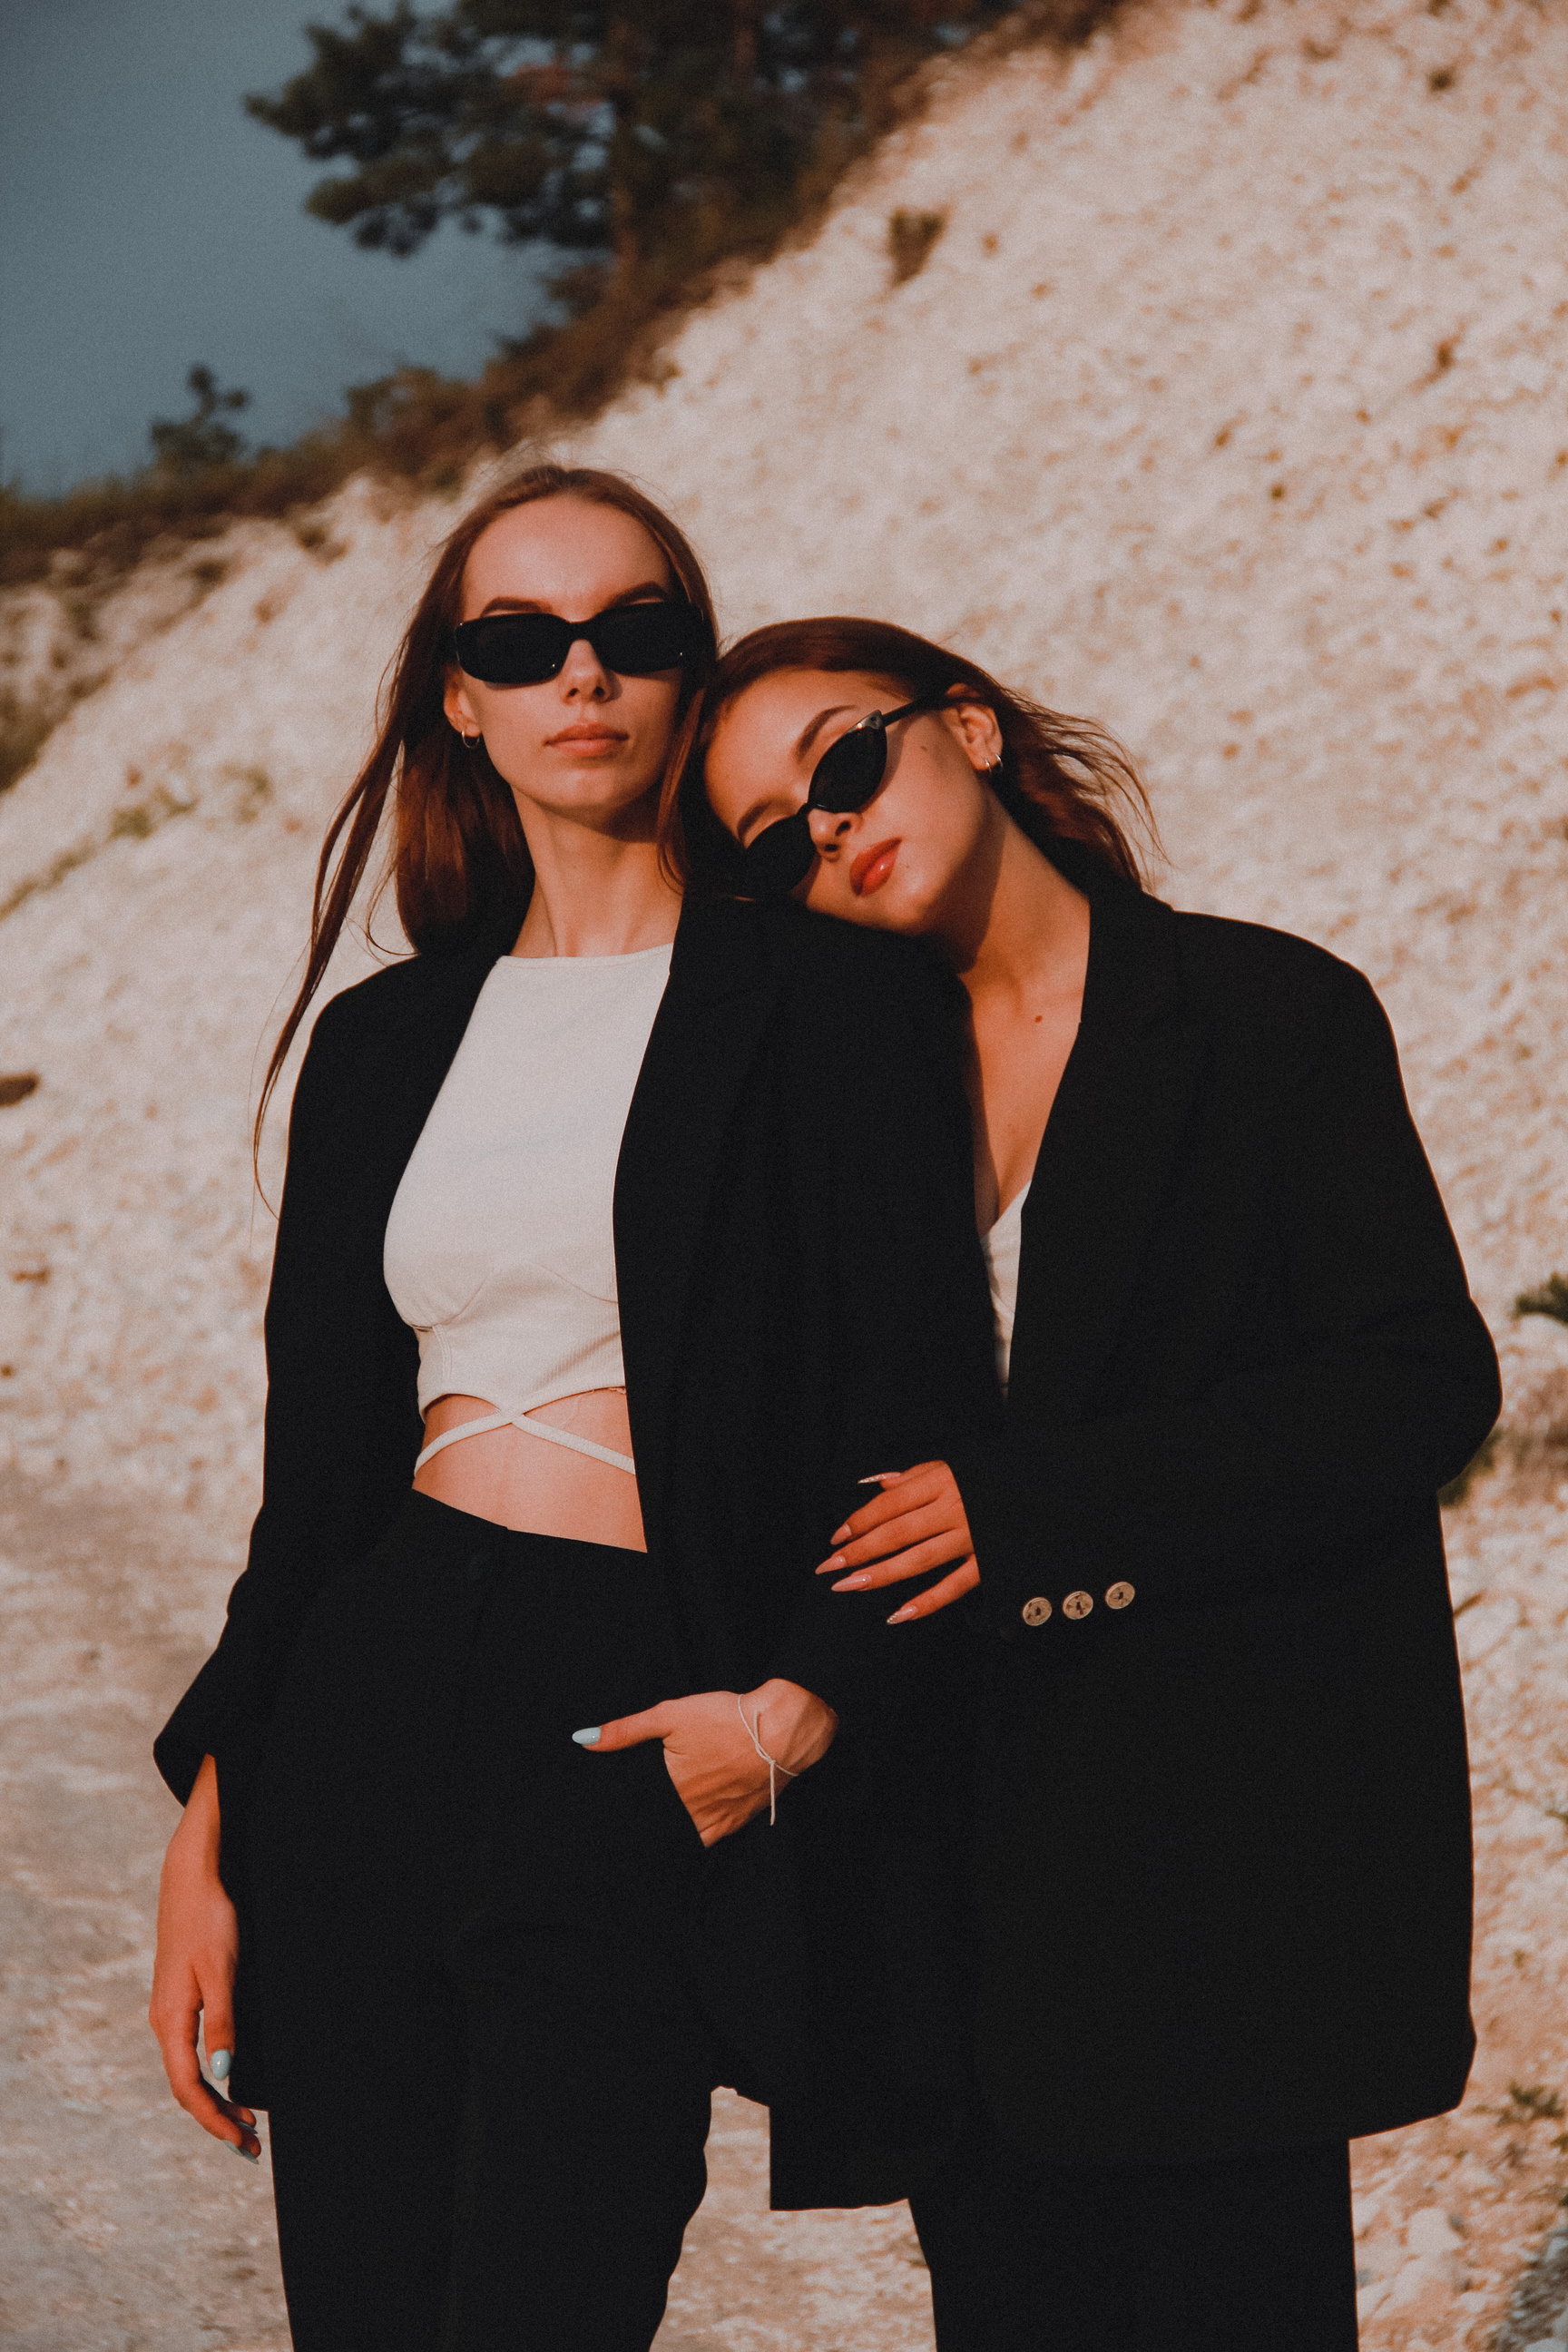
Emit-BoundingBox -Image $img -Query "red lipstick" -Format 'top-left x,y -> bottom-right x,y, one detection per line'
850,839 -> 901,897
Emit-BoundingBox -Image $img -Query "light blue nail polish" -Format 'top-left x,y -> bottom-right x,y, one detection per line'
230,2141 -> 260,2164
210,2048 -> 232,2081
572,1727 -> 602,1746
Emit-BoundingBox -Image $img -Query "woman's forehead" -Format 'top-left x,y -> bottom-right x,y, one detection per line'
462,496 -> 671,612
722,667 -> 906,731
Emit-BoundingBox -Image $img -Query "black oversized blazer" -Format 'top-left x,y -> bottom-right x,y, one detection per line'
947,838 -> 1502,2167
155,891 -> 1004,2209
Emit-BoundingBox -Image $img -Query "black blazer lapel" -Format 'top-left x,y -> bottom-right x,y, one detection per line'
616,896 -> 780,1522
1010,865 -> 1205,1424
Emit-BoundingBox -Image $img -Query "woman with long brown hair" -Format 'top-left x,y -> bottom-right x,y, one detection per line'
148,497 -> 999,2347
681,614 -> 1500,2350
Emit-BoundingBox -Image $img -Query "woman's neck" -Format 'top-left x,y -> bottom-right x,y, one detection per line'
933,813 -> 1092,1227
938,813 -> 1091,1016
511,814 -> 682,960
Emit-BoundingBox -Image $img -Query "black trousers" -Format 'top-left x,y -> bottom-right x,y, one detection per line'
909,2105 -> 1359,2350
245,1493 -> 760,2352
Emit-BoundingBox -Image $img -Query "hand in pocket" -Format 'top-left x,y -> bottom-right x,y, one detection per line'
575,1681 -> 837,1845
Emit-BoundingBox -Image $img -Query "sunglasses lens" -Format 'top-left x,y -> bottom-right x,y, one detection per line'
738,812 -> 818,899
810,716 -> 887,813
454,603 -> 704,687
454,614 -> 569,685
591,603 -> 700,674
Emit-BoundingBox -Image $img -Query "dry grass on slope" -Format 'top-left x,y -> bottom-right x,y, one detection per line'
0,0 -> 1114,595
0,0 -> 1109,809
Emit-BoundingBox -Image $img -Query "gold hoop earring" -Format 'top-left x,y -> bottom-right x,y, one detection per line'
462,731 -> 482,751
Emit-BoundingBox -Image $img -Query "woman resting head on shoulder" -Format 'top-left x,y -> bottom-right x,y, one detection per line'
685,614 -> 1152,1221
680,613 -> 1499,2352
683,615 -> 1153,1612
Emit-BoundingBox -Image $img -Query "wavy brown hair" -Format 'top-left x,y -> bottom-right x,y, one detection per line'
257,462 -> 717,1159
663,615 -> 1160,895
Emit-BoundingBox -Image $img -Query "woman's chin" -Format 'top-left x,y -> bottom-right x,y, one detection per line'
812,876 -> 926,936
505,769 -> 662,828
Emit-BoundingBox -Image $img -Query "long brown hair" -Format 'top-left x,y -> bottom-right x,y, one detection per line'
257,462 -> 718,1158
662,615 -> 1160,894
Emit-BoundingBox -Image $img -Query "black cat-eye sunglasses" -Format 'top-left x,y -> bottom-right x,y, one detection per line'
453,599 -> 710,687
733,689 -> 956,899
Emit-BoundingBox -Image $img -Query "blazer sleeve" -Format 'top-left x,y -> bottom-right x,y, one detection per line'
153,991 -> 422,1803
760,942 -> 1004,1714
946,961 -> 1501,1635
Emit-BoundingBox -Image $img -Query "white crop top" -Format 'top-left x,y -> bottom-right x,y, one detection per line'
982,1181 -> 1029,1395
383,942 -> 672,1478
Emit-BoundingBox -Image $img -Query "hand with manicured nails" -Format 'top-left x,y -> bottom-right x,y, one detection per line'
815,1462 -> 980,1621
575,1679 -> 837,1844
149,1754 -> 262,2161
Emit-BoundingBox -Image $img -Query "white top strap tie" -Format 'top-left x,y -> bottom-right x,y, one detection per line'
415,1407 -> 637,1477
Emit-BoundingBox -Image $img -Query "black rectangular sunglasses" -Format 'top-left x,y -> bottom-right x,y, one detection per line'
735,689 -> 955,898
454,600 -> 710,686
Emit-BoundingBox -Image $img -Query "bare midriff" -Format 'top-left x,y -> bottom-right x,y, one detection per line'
412,1387 -> 647,1552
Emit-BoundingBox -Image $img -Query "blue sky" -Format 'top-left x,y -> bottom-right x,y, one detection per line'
0,0 -> 553,494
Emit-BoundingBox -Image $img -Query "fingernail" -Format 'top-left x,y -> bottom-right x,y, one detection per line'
830,1524 -> 850,1543
572,1727 -> 601,1746
230,2141 -> 260,2164
887,1603 -> 918,1624
834,1573 -> 872,1592
816,1554 -> 846,1575
210,2048 -> 231,2081
858,1473 -> 899,1485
